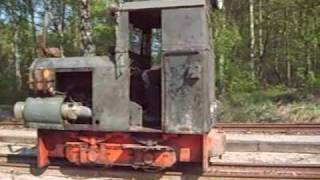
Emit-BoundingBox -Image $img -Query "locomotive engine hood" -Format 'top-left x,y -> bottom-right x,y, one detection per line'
14,56 -> 131,130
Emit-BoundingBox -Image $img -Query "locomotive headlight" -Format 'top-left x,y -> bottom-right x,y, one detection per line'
42,68 -> 54,80
32,68 -> 55,81
29,68 -> 56,94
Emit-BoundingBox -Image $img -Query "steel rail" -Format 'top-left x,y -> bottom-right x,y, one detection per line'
207,162 -> 320,179
2,119 -> 320,128
0,154 -> 320,179
1,121 -> 320,135
0,121 -> 23,126
217,123 -> 320,127
215,123 -> 320,134
3,120 -> 320,128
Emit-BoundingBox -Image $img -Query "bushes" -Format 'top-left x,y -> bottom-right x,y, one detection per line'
286,102 -> 320,122
220,84 -> 320,123
0,74 -> 26,104
220,90 -> 280,123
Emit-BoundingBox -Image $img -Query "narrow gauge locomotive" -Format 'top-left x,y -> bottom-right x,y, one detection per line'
14,0 -> 223,171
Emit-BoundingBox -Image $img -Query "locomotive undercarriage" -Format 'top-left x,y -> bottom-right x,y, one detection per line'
37,129 -> 216,171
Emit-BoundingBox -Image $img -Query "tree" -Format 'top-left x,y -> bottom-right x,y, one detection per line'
79,0 -> 96,56
249,0 -> 255,79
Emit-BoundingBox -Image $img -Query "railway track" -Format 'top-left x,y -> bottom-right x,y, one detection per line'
0,154 -> 320,179
208,162 -> 320,179
2,120 -> 320,134
216,123 -> 320,134
0,121 -> 24,130
0,120 -> 23,127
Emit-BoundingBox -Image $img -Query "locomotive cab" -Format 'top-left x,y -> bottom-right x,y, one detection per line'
122,0 -> 218,133
14,0 -> 222,171
127,8 -> 162,129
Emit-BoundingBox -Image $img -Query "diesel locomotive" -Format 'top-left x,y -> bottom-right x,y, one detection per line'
14,0 -> 223,171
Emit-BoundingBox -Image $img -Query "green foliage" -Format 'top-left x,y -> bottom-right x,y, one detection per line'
221,93 -> 280,123
0,74 -> 26,103
0,0 -> 319,123
91,0 -> 116,55
226,64 -> 258,93
211,10 -> 241,58
0,0 -> 118,104
220,84 -> 320,122
287,102 -> 320,122
211,9 -> 242,94
213,0 -> 320,123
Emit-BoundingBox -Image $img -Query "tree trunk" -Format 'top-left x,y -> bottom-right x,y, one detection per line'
287,58 -> 291,86
26,0 -> 37,58
58,0 -> 65,57
80,0 -> 96,56
257,0 -> 264,82
305,43 -> 312,81
219,54 -> 225,93
258,0 -> 263,59
303,9 -> 313,83
10,1 -> 22,90
219,11 -> 226,93
313,7 -> 318,75
14,26 -> 22,90
249,0 -> 255,79
285,7 -> 291,86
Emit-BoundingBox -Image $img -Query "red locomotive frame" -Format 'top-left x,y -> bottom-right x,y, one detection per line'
38,129 -> 217,170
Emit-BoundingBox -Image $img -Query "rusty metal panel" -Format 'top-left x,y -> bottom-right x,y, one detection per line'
162,50 -> 216,134
202,50 -> 217,130
93,10 -> 131,132
116,12 -> 129,52
30,56 -> 113,70
129,102 -> 143,127
163,52 -> 204,133
162,7 -> 216,134
206,8 -> 218,129
28,56 -> 132,131
162,7 -> 209,50
93,53 -> 130,131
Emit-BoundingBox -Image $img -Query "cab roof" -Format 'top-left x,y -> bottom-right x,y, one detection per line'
120,0 -> 206,11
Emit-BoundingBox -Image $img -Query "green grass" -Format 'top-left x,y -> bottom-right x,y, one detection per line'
219,86 -> 320,123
